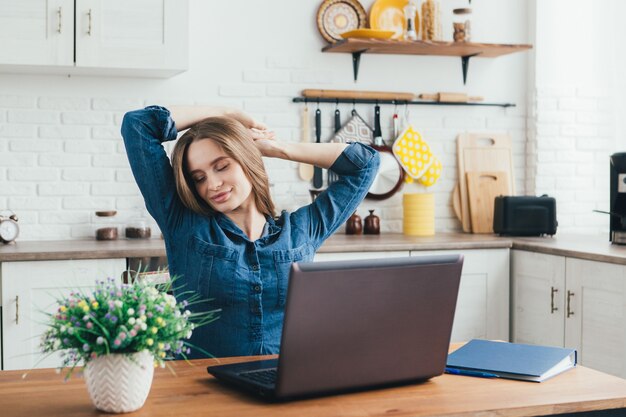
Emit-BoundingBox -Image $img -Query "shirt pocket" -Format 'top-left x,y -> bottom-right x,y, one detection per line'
185,236 -> 238,307
273,244 -> 313,307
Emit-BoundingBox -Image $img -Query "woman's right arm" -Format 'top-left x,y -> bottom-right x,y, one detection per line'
121,106 -> 190,237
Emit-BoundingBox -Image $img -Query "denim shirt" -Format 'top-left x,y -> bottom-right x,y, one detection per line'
121,106 -> 380,358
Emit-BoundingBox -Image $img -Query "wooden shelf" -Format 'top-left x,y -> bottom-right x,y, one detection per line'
322,38 -> 532,83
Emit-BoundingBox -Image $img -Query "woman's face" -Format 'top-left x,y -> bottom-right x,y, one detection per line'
186,139 -> 254,214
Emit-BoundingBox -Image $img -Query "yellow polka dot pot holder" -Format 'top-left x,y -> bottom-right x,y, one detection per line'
392,125 -> 442,187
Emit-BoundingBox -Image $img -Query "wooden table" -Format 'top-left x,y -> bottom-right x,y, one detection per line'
2,350 -> 626,417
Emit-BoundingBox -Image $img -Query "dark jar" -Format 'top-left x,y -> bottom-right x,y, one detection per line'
364,210 -> 381,235
345,212 -> 363,235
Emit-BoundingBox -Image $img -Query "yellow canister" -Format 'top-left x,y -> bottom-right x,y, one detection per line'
402,193 -> 435,236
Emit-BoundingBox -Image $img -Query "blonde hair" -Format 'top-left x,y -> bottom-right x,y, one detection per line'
171,117 -> 275,218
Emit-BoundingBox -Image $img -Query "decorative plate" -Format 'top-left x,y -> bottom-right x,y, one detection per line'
317,0 -> 367,43
369,0 -> 419,40
340,28 -> 395,40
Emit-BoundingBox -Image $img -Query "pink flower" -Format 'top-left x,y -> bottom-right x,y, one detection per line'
114,339 -> 121,346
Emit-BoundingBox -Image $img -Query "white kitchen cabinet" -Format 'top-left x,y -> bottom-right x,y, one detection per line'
0,258 -> 125,371
511,250 -> 566,347
410,249 -> 510,344
0,0 -> 188,77
512,250 -> 626,379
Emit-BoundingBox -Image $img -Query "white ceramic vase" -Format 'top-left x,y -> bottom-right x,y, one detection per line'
83,350 -> 154,413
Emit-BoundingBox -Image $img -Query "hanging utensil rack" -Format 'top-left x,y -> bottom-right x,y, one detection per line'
293,97 -> 515,108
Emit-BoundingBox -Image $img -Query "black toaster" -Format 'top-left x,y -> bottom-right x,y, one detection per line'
493,195 -> 557,236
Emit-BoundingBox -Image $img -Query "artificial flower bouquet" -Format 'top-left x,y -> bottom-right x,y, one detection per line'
40,276 -> 218,377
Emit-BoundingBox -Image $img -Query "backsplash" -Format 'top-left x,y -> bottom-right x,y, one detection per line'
0,90 -> 527,241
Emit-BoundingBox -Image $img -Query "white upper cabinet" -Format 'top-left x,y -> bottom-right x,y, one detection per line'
0,0 -> 188,77
0,0 -> 73,65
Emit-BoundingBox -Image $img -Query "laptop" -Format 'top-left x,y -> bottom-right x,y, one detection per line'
207,254 -> 464,400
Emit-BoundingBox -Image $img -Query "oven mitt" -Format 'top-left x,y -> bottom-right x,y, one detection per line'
392,125 -> 434,179
418,155 -> 442,187
331,113 -> 373,144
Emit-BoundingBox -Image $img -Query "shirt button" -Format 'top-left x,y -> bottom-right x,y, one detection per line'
253,285 -> 262,293
251,264 -> 259,271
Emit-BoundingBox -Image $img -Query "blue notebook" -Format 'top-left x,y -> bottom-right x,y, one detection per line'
446,339 -> 577,382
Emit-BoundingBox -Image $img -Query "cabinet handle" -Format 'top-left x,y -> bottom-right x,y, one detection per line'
550,286 -> 559,314
87,9 -> 93,36
15,295 -> 19,325
57,7 -> 62,34
567,291 -> 575,318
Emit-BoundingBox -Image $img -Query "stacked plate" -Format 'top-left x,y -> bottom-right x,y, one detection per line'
403,193 -> 435,236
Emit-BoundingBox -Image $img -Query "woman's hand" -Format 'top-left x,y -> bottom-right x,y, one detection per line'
250,128 -> 279,157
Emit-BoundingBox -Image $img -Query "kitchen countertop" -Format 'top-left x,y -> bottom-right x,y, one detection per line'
0,233 -> 625,264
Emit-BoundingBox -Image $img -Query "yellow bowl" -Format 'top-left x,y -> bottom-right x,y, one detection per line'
340,29 -> 396,39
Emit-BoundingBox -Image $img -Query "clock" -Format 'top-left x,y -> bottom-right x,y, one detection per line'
0,210 -> 19,244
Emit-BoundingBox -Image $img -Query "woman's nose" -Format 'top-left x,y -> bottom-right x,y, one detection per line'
206,176 -> 222,191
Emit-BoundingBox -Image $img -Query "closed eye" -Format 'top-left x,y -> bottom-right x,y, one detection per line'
192,176 -> 205,183
216,163 -> 229,172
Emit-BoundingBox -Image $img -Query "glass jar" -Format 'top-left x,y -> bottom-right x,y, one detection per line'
421,0 -> 441,41
94,210 -> 118,241
125,218 -> 152,239
452,8 -> 472,42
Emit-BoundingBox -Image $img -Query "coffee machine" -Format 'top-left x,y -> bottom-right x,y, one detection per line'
610,153 -> 626,244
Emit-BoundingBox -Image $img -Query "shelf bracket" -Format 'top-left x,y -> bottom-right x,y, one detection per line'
461,53 -> 480,85
351,50 -> 367,81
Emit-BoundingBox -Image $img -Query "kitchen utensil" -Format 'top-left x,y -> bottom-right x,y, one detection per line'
494,195 -> 557,236
298,106 -> 314,181
302,89 -> 415,101
327,107 -> 342,186
313,108 -> 324,189
391,125 -> 434,179
369,0 -> 419,40
316,0 -> 368,43
419,92 -> 484,103
466,171 -> 509,233
367,105 -> 405,200
452,182 -> 462,222
457,133 -> 514,232
418,155 -> 442,187
340,29 -> 395,39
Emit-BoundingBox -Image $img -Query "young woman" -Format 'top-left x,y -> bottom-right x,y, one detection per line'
121,105 -> 379,358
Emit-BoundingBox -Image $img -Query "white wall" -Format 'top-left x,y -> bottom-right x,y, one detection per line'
530,0 -> 624,235
0,0 -> 530,240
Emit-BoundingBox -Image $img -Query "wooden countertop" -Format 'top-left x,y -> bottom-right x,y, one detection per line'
2,350 -> 626,417
1,232 -> 626,265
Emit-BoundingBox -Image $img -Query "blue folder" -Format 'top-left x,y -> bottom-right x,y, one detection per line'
446,339 -> 577,382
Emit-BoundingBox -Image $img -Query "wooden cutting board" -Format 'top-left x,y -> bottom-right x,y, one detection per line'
466,171 -> 510,233
457,133 -> 514,232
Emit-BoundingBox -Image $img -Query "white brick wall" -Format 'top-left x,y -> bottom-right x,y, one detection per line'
0,0 -> 534,241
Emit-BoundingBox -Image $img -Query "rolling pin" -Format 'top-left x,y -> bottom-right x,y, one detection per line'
419,92 -> 484,103
302,89 -> 415,101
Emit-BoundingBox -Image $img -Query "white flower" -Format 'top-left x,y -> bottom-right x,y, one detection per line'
186,330 -> 193,339
127,308 -> 135,316
96,337 -> 104,345
140,323 -> 147,331
60,325 -> 67,332
114,300 -> 123,308
183,310 -> 191,317
128,317 -> 136,325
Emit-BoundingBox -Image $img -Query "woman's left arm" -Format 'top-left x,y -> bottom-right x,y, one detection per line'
255,140 -> 348,169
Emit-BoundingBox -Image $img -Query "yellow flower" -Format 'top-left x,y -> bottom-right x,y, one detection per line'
159,351 -> 166,358
150,327 -> 158,334
157,342 -> 164,350
91,301 -> 99,309
78,300 -> 87,308
155,317 -> 163,325
146,338 -> 154,346
59,306 -> 67,312
82,305 -> 90,313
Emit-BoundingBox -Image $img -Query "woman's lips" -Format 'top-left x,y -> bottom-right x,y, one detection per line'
211,190 -> 231,204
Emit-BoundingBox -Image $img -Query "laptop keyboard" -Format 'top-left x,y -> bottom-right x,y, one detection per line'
239,368 -> 277,386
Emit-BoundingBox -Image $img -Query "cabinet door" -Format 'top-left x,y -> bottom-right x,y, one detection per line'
75,0 -> 188,73
565,258 -> 626,378
410,249 -> 510,343
0,0 -> 73,65
511,250 -> 565,347
1,259 -> 125,371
